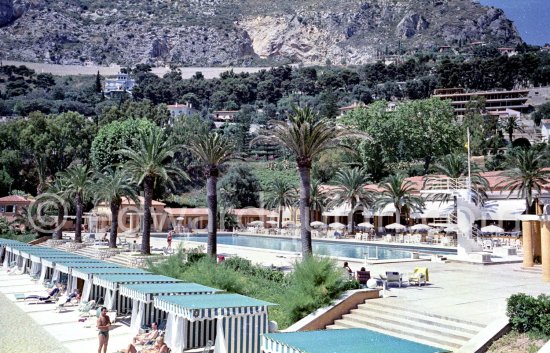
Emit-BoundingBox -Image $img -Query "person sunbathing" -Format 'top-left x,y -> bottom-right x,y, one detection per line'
133,321 -> 159,345
25,284 -> 61,301
122,337 -> 169,353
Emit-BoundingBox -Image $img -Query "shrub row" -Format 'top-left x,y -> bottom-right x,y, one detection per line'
507,293 -> 550,335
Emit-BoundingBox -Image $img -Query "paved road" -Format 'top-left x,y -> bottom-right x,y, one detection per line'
2,60 -> 270,79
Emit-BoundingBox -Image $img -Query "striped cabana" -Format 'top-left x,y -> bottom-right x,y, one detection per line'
0,239 -> 24,268
261,328 -> 447,353
40,256 -> 98,284
154,294 -> 275,353
93,274 -> 181,313
4,244 -> 34,270
72,267 -> 149,303
120,282 -> 221,332
55,261 -> 119,293
18,247 -> 74,277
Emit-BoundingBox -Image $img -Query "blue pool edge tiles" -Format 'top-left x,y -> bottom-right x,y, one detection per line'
261,328 -> 450,353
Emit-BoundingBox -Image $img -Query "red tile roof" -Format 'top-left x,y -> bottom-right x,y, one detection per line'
0,195 -> 32,203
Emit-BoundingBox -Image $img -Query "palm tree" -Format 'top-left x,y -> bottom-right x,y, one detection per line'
264,179 -> 297,229
375,174 -> 425,224
186,130 -> 235,258
427,153 -> 490,205
94,168 -> 140,248
252,106 -> 364,257
501,116 -> 524,144
119,129 -> 187,255
57,164 -> 93,243
327,168 -> 372,233
46,178 -> 69,240
309,179 -> 327,222
497,148 -> 550,214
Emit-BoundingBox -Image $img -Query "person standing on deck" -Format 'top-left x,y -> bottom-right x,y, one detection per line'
97,307 -> 111,353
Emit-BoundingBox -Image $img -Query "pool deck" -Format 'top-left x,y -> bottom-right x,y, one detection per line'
174,236 -> 549,326
3,234 -> 549,352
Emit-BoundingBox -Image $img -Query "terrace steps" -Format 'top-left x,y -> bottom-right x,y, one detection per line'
326,298 -> 485,352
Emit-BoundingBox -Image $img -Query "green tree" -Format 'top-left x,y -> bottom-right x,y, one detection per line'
327,168 -> 372,233
119,129 -> 187,254
374,174 -> 424,224
253,106 -> 362,258
91,119 -> 159,171
98,100 -> 170,126
218,164 -> 261,209
532,102 -> 550,126
93,168 -> 140,248
497,149 -> 550,214
46,178 -> 69,240
186,131 -> 235,258
57,164 -> 93,243
95,71 -> 102,93
501,116 -> 524,144
309,179 -> 327,222
263,179 -> 297,229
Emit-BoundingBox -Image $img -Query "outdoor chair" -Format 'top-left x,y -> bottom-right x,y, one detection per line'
356,270 -> 371,287
381,271 -> 404,287
408,267 -> 429,286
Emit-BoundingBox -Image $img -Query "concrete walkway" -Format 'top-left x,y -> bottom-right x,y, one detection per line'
0,271 -> 135,353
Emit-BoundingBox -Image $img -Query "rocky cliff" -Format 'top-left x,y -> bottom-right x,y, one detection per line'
0,0 -> 522,66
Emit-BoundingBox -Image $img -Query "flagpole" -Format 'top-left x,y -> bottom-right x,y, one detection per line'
467,127 -> 472,192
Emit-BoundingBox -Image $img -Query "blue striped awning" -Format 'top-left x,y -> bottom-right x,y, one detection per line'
41,257 -> 99,268
153,294 -> 274,321
261,329 -> 447,353
55,261 -> 118,274
72,267 -> 148,281
93,274 -> 181,291
120,282 -> 221,303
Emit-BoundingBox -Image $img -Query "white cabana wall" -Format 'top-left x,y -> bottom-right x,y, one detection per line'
154,294 -> 274,353
93,274 -> 181,313
119,283 -> 221,330
72,267 -> 148,303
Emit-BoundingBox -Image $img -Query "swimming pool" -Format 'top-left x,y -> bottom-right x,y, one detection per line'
176,234 -> 456,260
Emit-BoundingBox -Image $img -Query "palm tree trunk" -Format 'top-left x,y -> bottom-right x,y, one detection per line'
75,193 -> 83,243
109,202 -> 120,248
206,174 -> 218,258
278,206 -> 283,229
54,207 -> 64,240
348,199 -> 356,234
298,166 -> 312,257
142,176 -> 153,255
395,205 -> 401,224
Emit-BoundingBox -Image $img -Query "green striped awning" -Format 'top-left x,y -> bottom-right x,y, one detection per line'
93,274 -> 181,291
154,294 -> 274,320
72,267 -> 148,281
120,282 -> 221,303
55,261 -> 118,274
261,329 -> 448,353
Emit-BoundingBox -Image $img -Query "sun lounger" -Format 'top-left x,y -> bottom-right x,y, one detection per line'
409,267 -> 429,286
380,271 -> 404,287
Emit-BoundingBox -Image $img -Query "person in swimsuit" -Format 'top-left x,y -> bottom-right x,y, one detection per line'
166,230 -> 173,250
97,306 -> 111,353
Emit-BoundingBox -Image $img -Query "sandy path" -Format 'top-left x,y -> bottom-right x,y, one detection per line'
0,292 -> 69,353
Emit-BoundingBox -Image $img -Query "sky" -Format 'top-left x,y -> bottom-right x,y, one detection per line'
478,0 -> 550,45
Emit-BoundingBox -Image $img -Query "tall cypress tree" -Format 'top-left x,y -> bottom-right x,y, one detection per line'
95,71 -> 102,93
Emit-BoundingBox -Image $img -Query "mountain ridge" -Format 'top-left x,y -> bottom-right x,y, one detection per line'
0,0 -> 522,66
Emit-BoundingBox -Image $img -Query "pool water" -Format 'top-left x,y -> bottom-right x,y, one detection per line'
179,234 -> 455,260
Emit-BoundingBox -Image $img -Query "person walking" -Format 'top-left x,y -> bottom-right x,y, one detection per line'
166,230 -> 173,250
97,307 -> 112,353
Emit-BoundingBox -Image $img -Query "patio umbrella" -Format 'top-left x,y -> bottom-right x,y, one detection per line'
385,223 -> 406,231
310,221 -> 326,228
266,220 -> 278,225
176,217 -> 184,221
248,220 -> 264,227
481,225 -> 504,233
357,222 -> 374,229
410,224 -> 432,231
329,222 -> 346,229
